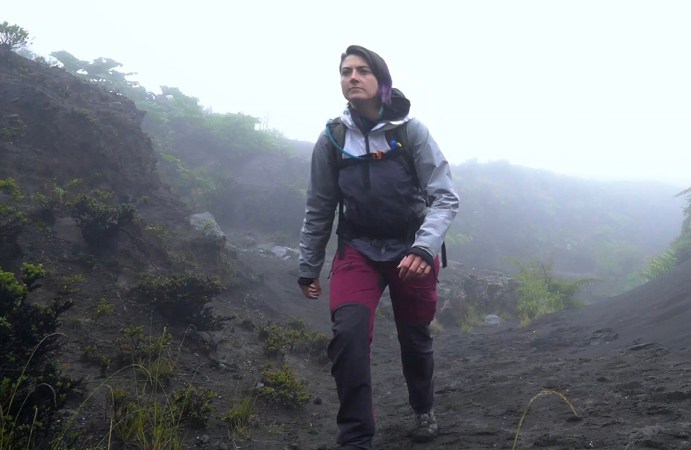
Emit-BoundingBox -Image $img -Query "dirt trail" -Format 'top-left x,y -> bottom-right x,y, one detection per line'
229,249 -> 691,449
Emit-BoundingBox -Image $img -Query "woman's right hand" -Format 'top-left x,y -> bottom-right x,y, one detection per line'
300,279 -> 322,299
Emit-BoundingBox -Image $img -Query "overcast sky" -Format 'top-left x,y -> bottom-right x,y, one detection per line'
5,1 -> 691,187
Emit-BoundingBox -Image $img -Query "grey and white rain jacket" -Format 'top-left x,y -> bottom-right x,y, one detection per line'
299,101 -> 460,280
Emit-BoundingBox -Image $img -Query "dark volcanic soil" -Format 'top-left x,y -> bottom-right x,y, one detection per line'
215,244 -> 691,450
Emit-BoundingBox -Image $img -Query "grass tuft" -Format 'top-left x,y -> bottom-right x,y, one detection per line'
512,389 -> 578,449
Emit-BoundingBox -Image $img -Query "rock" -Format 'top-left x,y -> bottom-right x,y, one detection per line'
484,314 -> 501,326
190,212 -> 226,242
272,245 -> 287,257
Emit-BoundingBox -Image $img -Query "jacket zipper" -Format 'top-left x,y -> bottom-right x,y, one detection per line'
364,133 -> 371,190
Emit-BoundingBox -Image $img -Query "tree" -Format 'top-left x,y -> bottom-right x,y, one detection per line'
0,22 -> 30,50
51,50 -> 151,101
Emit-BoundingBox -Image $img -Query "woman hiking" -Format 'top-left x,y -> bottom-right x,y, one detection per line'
298,44 -> 460,449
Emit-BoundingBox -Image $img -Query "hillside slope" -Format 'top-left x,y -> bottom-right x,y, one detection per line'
2,47 -> 691,449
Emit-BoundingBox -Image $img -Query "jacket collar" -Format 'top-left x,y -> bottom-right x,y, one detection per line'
341,88 -> 411,132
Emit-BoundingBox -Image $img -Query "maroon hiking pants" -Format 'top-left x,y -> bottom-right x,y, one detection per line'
327,245 -> 439,449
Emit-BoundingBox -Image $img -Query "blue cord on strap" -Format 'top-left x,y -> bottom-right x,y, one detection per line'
325,120 -> 366,160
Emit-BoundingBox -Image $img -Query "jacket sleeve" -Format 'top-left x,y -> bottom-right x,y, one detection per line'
298,132 -> 340,278
407,119 -> 460,260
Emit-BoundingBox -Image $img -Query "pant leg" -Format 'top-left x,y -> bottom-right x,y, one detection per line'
329,304 -> 375,449
395,321 -> 435,414
328,245 -> 386,449
386,257 -> 439,414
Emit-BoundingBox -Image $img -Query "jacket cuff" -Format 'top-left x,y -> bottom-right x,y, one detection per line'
297,277 -> 315,286
408,247 -> 434,266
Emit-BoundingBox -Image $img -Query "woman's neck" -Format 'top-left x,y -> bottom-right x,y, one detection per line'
351,100 -> 381,122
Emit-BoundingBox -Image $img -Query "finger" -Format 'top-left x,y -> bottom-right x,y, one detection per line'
397,254 -> 412,270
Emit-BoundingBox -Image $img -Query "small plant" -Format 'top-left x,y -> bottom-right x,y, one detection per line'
115,325 -> 173,372
108,387 -> 186,449
105,329 -> 195,448
221,395 -> 256,438
55,329 -> 196,448
171,385 -> 216,428
258,319 -> 329,358
94,298 -> 114,320
99,355 -> 111,376
81,342 -> 98,362
144,223 -> 169,239
57,274 -> 83,296
429,318 -> 444,335
0,115 -> 26,143
512,389 -> 578,450
31,179 -> 80,225
257,365 -> 310,408
458,302 -> 483,332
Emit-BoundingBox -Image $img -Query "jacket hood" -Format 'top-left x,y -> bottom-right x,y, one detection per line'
380,88 -> 410,121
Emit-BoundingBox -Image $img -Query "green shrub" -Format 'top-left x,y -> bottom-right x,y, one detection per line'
137,273 -> 224,330
641,250 -> 678,282
171,385 -> 216,428
69,190 -> 136,251
0,178 -> 26,242
115,325 -> 173,371
515,271 -> 562,324
0,178 -> 22,200
258,319 -> 329,358
0,264 -> 77,447
513,260 -> 590,324
258,365 -> 309,408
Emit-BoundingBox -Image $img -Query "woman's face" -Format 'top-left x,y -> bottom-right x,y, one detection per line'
340,54 -> 379,106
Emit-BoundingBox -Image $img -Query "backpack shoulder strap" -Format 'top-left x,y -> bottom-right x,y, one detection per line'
385,122 -> 410,157
324,117 -> 348,256
325,117 -> 351,172
385,122 -> 419,188
386,121 -> 448,268
325,117 -> 345,152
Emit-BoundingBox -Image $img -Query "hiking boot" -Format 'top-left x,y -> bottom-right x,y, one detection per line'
410,410 -> 439,443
